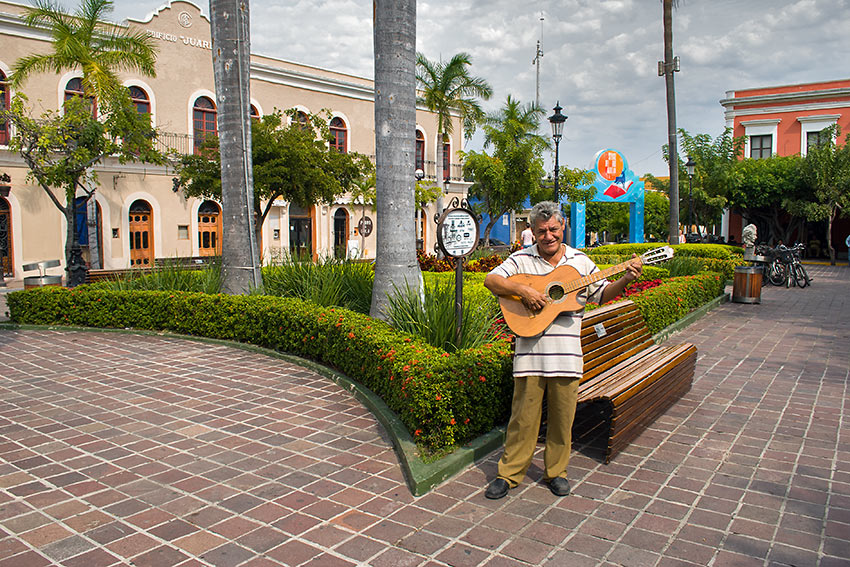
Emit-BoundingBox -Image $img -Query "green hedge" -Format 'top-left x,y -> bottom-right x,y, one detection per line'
586,242 -> 741,260
6,287 -> 513,455
6,269 -> 726,455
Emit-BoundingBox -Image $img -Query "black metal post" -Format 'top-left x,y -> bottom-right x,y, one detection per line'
688,174 -> 693,236
455,257 -> 463,346
553,139 -> 560,201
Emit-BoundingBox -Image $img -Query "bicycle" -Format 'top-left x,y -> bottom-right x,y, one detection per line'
773,243 -> 811,288
787,243 -> 811,288
754,244 -> 786,286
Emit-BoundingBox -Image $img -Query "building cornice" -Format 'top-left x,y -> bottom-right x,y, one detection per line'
719,87 -> 850,109
723,100 -> 850,122
250,63 -> 375,103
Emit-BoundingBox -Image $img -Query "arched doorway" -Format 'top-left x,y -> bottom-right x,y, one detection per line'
128,200 -> 153,267
333,208 -> 349,259
75,196 -> 103,269
289,203 -> 313,259
0,197 -> 12,278
198,200 -> 222,257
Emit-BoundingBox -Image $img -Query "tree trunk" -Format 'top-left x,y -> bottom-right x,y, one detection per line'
663,0 -> 680,245
827,208 -> 836,265
210,0 -> 262,294
370,0 -> 422,319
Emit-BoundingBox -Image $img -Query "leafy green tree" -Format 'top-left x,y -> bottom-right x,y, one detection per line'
3,94 -> 163,283
678,128 -> 744,236
177,109 -> 372,249
463,96 -> 548,244
8,0 -> 159,284
790,127 -> 850,264
726,155 -> 807,244
416,52 -> 493,191
644,189 -> 671,241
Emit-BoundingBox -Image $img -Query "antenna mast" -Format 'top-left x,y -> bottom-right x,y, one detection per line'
532,14 -> 544,107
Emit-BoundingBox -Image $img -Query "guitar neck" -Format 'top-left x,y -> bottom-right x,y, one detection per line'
562,258 -> 637,294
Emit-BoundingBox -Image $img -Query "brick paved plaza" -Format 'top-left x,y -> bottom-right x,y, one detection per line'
1,265 -> 848,566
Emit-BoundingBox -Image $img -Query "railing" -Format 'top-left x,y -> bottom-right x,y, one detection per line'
367,156 -> 466,182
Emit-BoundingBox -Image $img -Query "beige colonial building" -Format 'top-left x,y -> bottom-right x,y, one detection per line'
0,0 -> 467,281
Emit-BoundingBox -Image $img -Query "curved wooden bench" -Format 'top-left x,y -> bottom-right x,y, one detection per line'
575,300 -> 697,463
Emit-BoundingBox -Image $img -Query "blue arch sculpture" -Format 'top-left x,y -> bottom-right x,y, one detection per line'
569,148 -> 645,248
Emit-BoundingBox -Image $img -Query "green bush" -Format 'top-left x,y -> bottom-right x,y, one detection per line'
91,261 -> 223,294
385,278 -> 499,352
6,287 -> 513,455
6,266 -> 726,455
586,242 -> 740,260
261,257 -> 374,314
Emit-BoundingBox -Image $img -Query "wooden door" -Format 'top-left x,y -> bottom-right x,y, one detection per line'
128,200 -> 153,267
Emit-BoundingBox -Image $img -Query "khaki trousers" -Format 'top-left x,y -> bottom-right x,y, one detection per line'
497,375 -> 579,486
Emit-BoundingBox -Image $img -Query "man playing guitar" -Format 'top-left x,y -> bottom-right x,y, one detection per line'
483,201 -> 642,499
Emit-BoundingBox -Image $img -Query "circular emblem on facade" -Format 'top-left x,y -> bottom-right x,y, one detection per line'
178,11 -> 193,28
357,216 -> 373,237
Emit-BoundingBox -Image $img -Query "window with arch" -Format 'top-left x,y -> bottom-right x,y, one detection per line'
64,77 -> 96,116
415,130 -> 425,173
250,104 -> 260,121
330,117 -> 347,153
295,110 -> 310,131
193,96 -> 217,154
0,70 -> 8,145
442,141 -> 451,181
128,86 -> 150,116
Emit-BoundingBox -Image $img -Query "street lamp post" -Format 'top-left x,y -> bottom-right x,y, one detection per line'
685,156 -> 696,239
548,102 -> 567,201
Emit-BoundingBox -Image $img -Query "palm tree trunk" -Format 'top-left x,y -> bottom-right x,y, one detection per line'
663,0 -> 680,245
210,0 -> 262,293
370,0 -> 422,319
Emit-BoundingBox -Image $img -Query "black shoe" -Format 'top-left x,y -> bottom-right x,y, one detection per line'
548,477 -> 571,496
485,478 -> 510,499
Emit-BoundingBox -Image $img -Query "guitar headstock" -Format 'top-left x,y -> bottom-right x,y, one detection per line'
640,246 -> 675,265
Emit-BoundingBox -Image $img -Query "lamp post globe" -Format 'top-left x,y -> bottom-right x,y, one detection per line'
548,102 -> 567,201
685,156 -> 696,238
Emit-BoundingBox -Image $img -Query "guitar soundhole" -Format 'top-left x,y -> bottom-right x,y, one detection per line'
548,284 -> 565,301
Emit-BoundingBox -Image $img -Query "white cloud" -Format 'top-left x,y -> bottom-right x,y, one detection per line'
92,0 -> 850,175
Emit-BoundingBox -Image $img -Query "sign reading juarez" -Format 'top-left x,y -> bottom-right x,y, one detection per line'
436,207 -> 479,257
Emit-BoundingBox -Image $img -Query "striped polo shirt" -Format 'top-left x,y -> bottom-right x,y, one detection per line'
490,244 -> 608,379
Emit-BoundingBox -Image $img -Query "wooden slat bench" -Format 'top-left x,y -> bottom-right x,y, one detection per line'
574,300 -> 697,463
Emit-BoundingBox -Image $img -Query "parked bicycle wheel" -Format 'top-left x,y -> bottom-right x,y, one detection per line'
793,263 -> 810,288
767,259 -> 786,286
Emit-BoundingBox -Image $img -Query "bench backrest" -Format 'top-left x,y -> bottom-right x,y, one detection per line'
580,300 -> 653,384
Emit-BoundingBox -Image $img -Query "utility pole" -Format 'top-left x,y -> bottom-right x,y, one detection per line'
660,0 -> 681,245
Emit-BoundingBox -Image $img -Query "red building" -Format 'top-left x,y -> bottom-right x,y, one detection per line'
720,78 -> 850,255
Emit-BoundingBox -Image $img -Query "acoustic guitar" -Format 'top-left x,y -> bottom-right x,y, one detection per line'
498,246 -> 674,337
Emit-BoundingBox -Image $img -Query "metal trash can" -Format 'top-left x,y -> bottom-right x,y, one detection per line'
732,265 -> 762,304
22,259 -> 63,289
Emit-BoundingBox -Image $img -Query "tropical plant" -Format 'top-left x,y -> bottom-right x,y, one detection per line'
208,0 -> 260,293
371,0 -> 421,320
385,279 -> 499,352
6,0 -> 160,286
94,259 -> 223,294
416,52 -> 493,187
791,127 -> 850,264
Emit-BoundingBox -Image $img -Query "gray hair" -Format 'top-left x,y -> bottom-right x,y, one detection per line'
529,201 -> 564,226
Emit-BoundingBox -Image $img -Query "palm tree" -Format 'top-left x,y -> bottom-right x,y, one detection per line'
371,0 -> 420,320
483,95 -> 548,153
11,0 -> 156,102
416,52 -> 492,192
209,0 -> 262,294
10,0 -> 157,285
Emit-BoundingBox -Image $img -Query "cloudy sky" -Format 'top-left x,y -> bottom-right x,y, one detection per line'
101,0 -> 849,176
